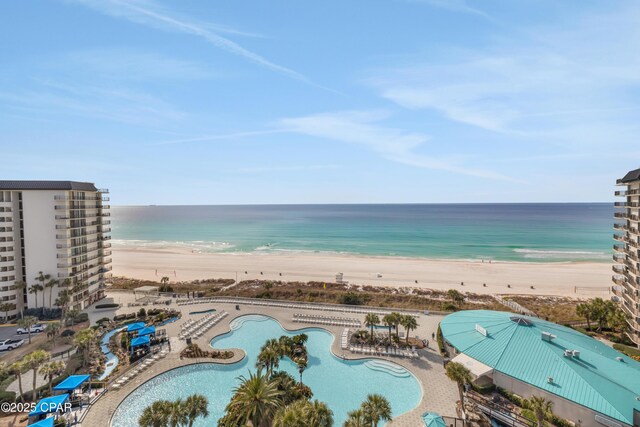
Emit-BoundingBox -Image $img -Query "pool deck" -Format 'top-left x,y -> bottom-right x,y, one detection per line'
83,294 -> 459,426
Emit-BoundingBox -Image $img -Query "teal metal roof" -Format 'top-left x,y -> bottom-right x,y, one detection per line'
440,310 -> 640,426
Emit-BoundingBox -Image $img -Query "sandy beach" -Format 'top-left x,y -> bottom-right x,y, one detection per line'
111,245 -> 612,298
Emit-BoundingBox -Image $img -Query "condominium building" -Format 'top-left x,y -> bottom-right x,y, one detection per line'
612,167 -> 640,347
0,181 -> 111,320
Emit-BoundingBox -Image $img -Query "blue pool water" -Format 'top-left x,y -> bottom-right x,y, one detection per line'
111,315 -> 422,426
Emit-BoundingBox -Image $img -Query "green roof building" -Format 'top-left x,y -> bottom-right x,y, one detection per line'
440,310 -> 640,427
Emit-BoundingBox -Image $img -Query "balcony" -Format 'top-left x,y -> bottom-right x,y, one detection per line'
612,275 -> 627,285
614,202 -> 627,208
613,265 -> 625,274
614,223 -> 628,231
613,243 -> 626,252
614,212 -> 628,219
54,195 -> 103,201
613,254 -> 626,263
98,188 -> 109,194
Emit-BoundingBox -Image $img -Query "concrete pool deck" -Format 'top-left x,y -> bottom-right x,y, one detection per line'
82,293 -> 459,426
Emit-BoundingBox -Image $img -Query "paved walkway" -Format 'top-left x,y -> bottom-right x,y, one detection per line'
82,297 -> 459,426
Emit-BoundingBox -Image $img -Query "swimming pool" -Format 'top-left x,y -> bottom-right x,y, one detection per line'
111,315 -> 422,426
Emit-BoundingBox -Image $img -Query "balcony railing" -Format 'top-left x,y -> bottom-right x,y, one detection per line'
614,202 -> 627,208
613,254 -> 626,263
613,244 -> 626,253
98,188 -> 109,194
612,275 -> 626,285
613,265 -> 625,274
614,223 -> 628,231
614,212 -> 628,219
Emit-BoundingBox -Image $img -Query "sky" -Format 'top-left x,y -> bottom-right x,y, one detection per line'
1,0 -> 639,205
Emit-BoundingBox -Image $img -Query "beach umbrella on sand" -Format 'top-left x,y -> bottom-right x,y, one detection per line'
422,412 -> 446,427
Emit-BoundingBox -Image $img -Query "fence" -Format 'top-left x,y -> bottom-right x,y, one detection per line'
493,295 -> 538,317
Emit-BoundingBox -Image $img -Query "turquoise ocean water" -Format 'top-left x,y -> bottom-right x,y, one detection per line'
111,203 -> 613,262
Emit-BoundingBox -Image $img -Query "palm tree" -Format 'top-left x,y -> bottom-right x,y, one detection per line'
607,305 -> 628,340
8,361 -> 26,402
45,278 -> 58,309
225,370 -> 283,427
28,285 -> 41,309
167,398 -> 189,427
382,314 -> 394,342
17,316 -> 38,344
362,394 -> 392,427
257,345 -> 280,374
576,302 -> 593,331
183,394 -> 209,427
307,399 -> 333,427
139,400 -> 173,427
401,315 -> 418,344
39,360 -> 65,395
46,322 -> 61,347
344,408 -> 369,427
364,314 -> 380,344
35,272 -> 51,309
74,328 -> 96,368
445,362 -> 472,412
297,361 -> 306,385
527,396 -> 553,427
23,349 -> 51,401
273,400 -> 309,427
0,302 -> 15,323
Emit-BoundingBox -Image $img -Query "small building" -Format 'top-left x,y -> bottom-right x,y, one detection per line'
440,310 -> 640,427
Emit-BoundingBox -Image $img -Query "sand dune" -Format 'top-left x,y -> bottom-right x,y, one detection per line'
111,245 -> 613,298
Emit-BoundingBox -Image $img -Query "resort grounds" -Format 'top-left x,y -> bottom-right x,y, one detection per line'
112,245 -> 612,298
82,290 -> 460,426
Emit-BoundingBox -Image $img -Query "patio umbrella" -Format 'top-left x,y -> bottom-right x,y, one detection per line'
422,412 -> 446,427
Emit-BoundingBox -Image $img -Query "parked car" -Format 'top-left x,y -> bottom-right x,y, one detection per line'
0,338 -> 25,351
16,324 -> 45,334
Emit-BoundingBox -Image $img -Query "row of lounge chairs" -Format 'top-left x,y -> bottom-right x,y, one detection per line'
341,328 -> 350,350
293,313 -> 361,327
200,297 -> 409,316
349,344 -> 419,359
176,298 -> 217,306
179,311 -> 228,340
110,348 -> 170,390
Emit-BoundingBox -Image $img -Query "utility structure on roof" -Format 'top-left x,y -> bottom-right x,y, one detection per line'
440,310 -> 640,427
612,167 -> 640,347
0,181 -> 111,318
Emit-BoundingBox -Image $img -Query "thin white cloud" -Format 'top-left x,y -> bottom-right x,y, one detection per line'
60,49 -> 214,80
153,129 -> 288,145
368,4 -> 640,141
69,0 -> 311,83
279,111 -> 515,181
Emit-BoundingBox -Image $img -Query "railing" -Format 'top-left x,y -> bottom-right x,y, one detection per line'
614,212 -> 628,219
613,265 -> 625,274
467,392 -> 532,427
613,243 -> 625,251
613,254 -> 626,263
614,223 -> 628,231
615,190 -> 627,197
612,275 -> 626,285
614,202 -> 627,208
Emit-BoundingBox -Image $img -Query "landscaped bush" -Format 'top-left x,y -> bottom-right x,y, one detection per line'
436,324 -> 447,356
0,390 -> 16,404
470,382 -> 495,394
60,329 -> 75,337
96,317 -> 111,324
23,307 -> 62,320
95,303 -> 119,309
339,292 -> 365,306
442,303 -> 458,312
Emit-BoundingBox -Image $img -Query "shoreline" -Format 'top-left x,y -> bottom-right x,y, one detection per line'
111,244 -> 613,298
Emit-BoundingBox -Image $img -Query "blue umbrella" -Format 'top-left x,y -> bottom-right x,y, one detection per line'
422,412 -> 446,427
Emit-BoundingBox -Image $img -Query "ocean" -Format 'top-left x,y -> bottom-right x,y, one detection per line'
110,203 -> 613,263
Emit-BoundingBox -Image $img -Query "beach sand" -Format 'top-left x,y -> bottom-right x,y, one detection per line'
111,245 -> 613,298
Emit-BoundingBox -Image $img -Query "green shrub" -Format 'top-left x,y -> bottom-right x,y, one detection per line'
340,292 -> 364,306
442,302 -> 458,312
137,308 -> 147,317
95,303 -> 119,309
96,317 -> 110,324
0,390 -> 16,404
470,382 -> 495,394
436,324 -> 447,356
519,409 -> 536,427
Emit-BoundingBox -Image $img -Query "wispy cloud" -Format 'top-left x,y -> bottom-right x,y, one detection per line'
153,129 -> 287,145
69,0 -> 311,83
58,49 -> 214,81
279,111 -> 514,181
0,79 -> 183,125
368,4 -> 640,141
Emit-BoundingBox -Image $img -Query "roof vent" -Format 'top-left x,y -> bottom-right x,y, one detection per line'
616,356 -> 624,362
547,377 -> 554,384
572,350 -> 580,358
541,332 -> 556,342
563,350 -> 572,358
510,316 -> 532,326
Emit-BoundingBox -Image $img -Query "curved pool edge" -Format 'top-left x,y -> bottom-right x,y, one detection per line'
107,312 -> 426,427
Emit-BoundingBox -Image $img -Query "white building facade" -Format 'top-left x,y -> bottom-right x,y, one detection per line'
0,181 -> 111,319
612,167 -> 640,347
